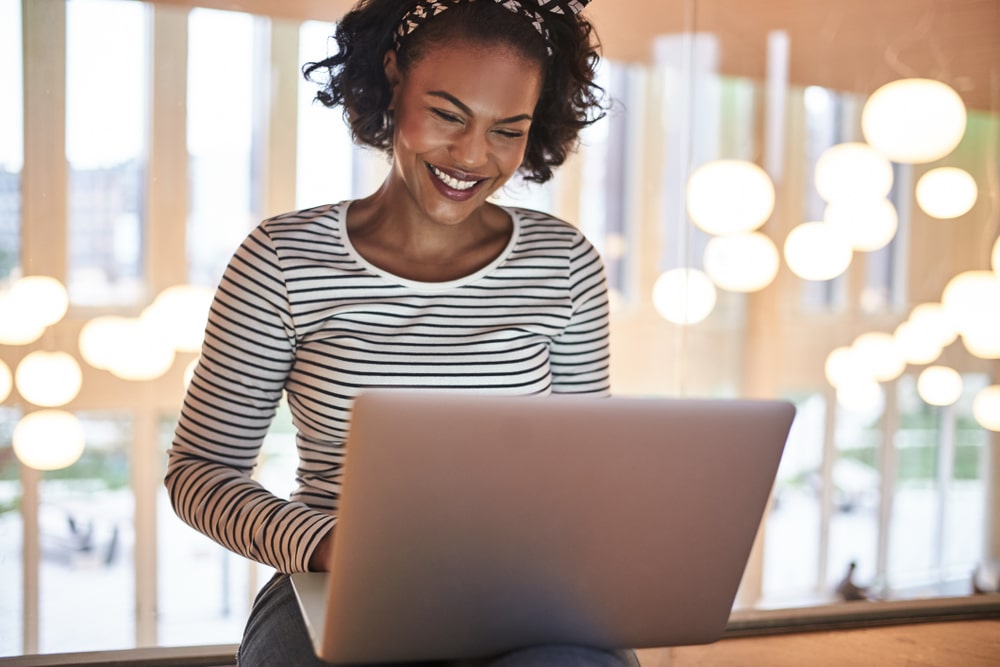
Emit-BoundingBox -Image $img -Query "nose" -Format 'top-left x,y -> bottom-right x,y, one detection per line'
450,126 -> 488,169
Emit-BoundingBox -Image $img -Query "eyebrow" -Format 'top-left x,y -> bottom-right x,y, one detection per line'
427,90 -> 533,124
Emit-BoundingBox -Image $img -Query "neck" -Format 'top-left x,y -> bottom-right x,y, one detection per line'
344,179 -> 514,283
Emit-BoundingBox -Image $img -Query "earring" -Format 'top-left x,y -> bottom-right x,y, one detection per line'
382,110 -> 394,133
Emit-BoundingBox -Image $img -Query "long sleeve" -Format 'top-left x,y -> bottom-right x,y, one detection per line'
550,234 -> 611,395
164,224 -> 335,573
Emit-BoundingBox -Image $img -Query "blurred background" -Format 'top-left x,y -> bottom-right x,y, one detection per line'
1,0 -> 998,657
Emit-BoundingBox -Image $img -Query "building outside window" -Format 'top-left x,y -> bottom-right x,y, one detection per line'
66,0 -> 148,306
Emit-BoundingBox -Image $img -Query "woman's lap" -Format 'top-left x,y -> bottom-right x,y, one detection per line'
237,574 -> 640,667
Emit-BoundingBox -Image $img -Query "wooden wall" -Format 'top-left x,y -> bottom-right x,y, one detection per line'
146,0 -> 1000,111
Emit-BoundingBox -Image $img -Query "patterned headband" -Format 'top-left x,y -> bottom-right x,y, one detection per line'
393,0 -> 593,57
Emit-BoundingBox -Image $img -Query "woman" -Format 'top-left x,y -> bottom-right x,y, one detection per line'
166,0 -> 635,664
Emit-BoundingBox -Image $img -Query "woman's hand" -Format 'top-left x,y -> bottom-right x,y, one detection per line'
308,530 -> 335,572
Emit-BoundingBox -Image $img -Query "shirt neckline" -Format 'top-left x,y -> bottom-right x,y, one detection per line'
336,200 -> 521,292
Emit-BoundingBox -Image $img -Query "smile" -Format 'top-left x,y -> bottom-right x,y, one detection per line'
428,164 -> 483,192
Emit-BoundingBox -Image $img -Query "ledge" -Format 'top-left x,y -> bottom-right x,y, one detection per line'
6,595 -> 1000,666
0,644 -> 240,667
724,593 -> 1000,637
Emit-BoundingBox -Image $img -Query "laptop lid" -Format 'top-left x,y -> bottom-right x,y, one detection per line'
291,390 -> 795,664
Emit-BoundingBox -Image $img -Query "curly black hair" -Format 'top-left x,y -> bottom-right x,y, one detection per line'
302,0 -> 606,184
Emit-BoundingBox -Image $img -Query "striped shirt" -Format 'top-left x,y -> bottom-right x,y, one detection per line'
165,200 -> 610,573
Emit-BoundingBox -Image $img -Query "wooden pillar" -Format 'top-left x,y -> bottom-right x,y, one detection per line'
132,397 -> 160,647
147,4 -> 190,295
259,18 -> 301,219
20,0 -> 68,654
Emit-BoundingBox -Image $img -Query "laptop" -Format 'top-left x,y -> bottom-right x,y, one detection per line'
291,390 -> 796,664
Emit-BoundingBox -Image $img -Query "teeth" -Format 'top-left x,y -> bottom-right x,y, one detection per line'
430,165 -> 478,191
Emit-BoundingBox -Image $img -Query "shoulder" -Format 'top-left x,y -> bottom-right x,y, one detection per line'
258,202 -> 345,239
506,206 -> 593,248
506,206 -> 603,265
229,202 -> 352,275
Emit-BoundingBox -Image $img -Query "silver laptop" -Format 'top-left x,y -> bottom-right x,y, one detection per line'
291,390 -> 795,664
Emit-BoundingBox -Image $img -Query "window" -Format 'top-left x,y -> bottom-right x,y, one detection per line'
762,393 -> 825,605
36,413 -> 134,652
0,0 -> 22,282
186,8 -> 259,288
66,0 -> 149,306
296,20 -> 357,209
891,373 -> 988,592
576,59 -> 638,302
157,414 -> 252,647
0,407 -> 23,656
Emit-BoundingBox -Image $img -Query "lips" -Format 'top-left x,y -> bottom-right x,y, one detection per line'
426,163 -> 488,201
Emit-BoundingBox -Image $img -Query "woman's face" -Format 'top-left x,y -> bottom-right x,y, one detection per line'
385,40 -> 544,226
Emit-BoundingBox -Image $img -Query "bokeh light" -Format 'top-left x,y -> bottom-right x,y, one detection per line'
915,167 -> 978,219
652,268 -> 717,325
686,160 -> 775,236
916,366 -> 963,406
703,232 -> 780,292
861,78 -> 967,163
784,222 -> 853,281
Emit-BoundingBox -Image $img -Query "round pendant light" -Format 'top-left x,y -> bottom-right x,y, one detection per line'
823,198 -> 899,252
915,167 -> 978,219
784,222 -> 853,281
941,270 -> 1000,336
861,78 -> 967,164
142,284 -> 214,353
652,268 -> 717,325
703,232 -> 780,292
0,292 -> 47,346
13,410 -> 86,471
893,320 -> 942,366
814,142 -> 894,203
15,351 -> 83,407
686,160 -> 775,236
908,302 -> 958,348
10,276 -> 69,327
852,331 -> 906,382
916,365 -> 963,406
973,385 -> 1000,431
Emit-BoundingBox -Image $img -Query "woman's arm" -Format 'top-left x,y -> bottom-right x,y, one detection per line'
549,234 -> 611,395
164,224 -> 335,573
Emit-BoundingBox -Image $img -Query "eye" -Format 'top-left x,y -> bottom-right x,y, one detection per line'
431,108 -> 462,123
494,129 -> 525,139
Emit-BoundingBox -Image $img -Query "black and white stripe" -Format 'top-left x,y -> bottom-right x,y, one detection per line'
165,201 -> 610,573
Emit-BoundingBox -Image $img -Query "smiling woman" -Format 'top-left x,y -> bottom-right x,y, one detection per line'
163,1 -> 635,666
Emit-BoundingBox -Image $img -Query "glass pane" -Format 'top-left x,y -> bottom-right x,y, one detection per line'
187,8 -> 258,288
66,0 -> 148,306
890,374 -> 947,593
762,393 -> 824,605
0,0 -> 22,282
38,413 -> 134,653
297,20 -> 356,210
890,372 -> 991,597
828,406 -> 881,594
575,59 -> 633,300
945,391 -> 987,585
157,414 -> 252,648
0,407 -> 23,657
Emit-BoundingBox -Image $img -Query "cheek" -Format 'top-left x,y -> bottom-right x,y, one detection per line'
395,112 -> 442,153
500,140 -> 530,172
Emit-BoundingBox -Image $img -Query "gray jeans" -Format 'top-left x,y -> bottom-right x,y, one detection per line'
237,574 -> 641,667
